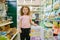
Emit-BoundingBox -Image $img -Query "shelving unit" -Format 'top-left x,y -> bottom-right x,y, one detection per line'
11,31 -> 19,40
44,0 -> 60,15
44,22 -> 53,27
0,21 -> 18,40
0,21 -> 13,27
0,0 -> 17,40
17,0 -> 40,6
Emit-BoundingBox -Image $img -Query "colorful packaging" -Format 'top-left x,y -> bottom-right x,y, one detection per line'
30,26 -> 44,40
31,36 -> 41,40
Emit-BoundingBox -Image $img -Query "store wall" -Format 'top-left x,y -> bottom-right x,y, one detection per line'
6,0 -> 17,28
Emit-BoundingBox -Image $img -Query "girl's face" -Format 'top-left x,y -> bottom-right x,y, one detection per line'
23,7 -> 28,15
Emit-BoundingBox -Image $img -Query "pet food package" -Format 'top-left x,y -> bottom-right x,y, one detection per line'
30,26 -> 44,40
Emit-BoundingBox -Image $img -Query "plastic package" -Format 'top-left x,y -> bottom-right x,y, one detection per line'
30,26 -> 44,40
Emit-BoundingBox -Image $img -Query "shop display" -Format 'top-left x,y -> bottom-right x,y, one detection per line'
44,0 -> 60,20
0,1 -> 17,40
0,25 -> 17,39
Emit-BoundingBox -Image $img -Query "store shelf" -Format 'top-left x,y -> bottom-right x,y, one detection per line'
44,22 -> 53,28
17,0 -> 40,6
44,0 -> 59,12
18,4 -> 40,6
11,31 -> 19,40
0,22 -> 13,27
31,11 -> 40,12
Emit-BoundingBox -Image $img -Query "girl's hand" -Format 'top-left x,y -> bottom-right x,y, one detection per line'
34,24 -> 38,26
18,29 -> 22,33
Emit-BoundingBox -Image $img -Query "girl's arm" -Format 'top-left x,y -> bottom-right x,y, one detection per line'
20,18 -> 22,28
18,17 -> 22,33
31,21 -> 37,26
30,16 -> 37,26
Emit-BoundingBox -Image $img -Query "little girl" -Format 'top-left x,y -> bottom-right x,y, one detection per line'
53,25 -> 58,40
19,6 -> 37,40
53,13 -> 60,40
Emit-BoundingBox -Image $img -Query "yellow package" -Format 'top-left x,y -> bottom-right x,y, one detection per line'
53,21 -> 58,27
59,24 -> 60,28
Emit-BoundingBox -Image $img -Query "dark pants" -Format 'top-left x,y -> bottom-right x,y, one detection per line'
53,34 -> 58,36
20,28 -> 30,40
